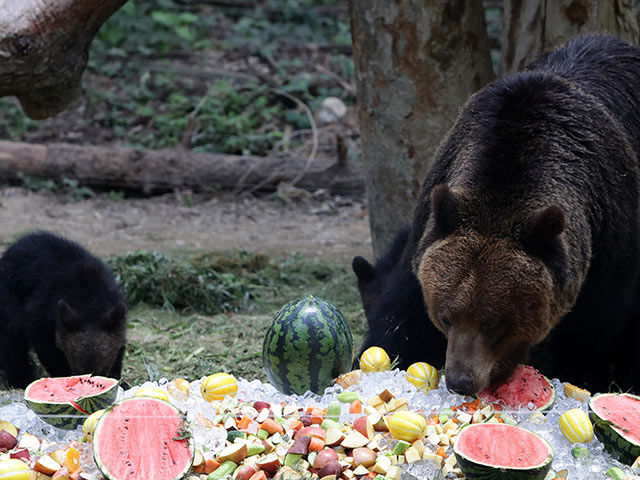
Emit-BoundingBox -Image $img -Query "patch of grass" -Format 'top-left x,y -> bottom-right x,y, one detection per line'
123,306 -> 366,386
107,250 -> 362,316
115,250 -> 367,386
5,174 -> 99,201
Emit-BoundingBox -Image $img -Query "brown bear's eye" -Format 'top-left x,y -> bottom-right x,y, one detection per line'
483,316 -> 500,331
437,314 -> 451,330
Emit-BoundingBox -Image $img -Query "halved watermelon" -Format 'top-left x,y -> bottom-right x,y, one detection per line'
453,423 -> 553,479
478,365 -> 555,411
589,392 -> 640,465
93,397 -> 194,480
24,375 -> 118,429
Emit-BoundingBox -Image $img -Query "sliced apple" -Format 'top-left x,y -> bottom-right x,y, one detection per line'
352,465 -> 370,476
234,464 -> 258,480
353,416 -> 374,440
340,431 -> 370,449
261,439 -> 275,455
48,449 -> 66,466
0,429 -> 18,451
294,426 -> 325,440
0,421 -> 19,438
317,460 -> 342,479
34,455 -> 62,476
324,428 -> 345,447
256,453 -> 281,475
51,468 -> 70,480
287,435 -> 310,455
312,448 -> 339,469
10,447 -> 31,463
192,450 -> 205,469
18,432 -> 41,451
352,447 -> 376,468
372,455 -> 392,474
216,443 -> 248,464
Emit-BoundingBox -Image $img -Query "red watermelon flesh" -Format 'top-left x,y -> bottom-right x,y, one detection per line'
93,397 -> 193,480
26,375 -> 116,404
478,365 -> 555,410
592,394 -> 640,445
455,423 -> 550,468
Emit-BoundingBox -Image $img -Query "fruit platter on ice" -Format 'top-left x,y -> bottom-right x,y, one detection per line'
1,296 -> 640,480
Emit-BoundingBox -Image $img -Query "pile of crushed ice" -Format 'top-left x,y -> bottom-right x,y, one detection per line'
0,370 -> 635,479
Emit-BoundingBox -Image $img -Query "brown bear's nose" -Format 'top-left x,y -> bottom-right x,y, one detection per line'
446,372 -> 475,395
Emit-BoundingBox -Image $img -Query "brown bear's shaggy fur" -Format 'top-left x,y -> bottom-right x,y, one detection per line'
413,34 -> 640,395
355,34 -> 640,395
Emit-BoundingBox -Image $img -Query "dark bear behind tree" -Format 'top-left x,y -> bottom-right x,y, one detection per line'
352,227 -> 446,369
0,231 -> 127,389
354,34 -> 640,395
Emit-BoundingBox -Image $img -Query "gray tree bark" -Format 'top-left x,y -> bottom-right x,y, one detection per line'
501,0 -> 640,76
0,0 -> 128,119
349,0 -> 494,258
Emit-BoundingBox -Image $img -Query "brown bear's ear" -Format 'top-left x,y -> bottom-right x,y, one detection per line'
56,299 -> 80,331
430,183 -> 459,240
525,205 -> 565,248
523,205 -> 568,278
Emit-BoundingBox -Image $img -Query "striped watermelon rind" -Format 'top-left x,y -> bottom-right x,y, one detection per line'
589,392 -> 640,465
24,375 -> 119,430
93,397 -> 194,480
453,423 -> 553,480
263,295 -> 354,395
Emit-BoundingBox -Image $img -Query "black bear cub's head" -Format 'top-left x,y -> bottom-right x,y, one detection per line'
414,184 -> 569,395
55,299 -> 126,377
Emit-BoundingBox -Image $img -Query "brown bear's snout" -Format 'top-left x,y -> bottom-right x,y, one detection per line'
445,370 -> 475,395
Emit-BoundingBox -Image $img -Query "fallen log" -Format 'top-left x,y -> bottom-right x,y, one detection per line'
0,141 -> 364,195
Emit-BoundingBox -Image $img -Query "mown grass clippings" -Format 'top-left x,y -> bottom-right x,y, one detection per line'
107,250 -> 362,316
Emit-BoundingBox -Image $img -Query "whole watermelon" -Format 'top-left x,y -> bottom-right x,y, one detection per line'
263,295 -> 354,395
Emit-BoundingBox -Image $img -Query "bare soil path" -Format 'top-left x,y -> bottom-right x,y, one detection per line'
0,187 -> 372,262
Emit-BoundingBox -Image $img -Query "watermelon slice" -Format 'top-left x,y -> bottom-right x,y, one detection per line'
24,375 -> 118,429
453,423 -> 553,480
478,365 -> 555,411
93,397 -> 194,480
589,392 -> 640,465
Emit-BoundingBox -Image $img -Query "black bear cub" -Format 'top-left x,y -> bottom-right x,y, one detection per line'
352,227 -> 446,369
0,232 -> 127,389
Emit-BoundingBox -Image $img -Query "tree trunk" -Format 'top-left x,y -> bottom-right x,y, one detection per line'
0,0 -> 128,119
0,141 -> 364,195
349,0 -> 494,258
500,0 -> 640,76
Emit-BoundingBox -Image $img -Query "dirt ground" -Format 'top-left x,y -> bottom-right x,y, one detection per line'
0,187 -> 372,262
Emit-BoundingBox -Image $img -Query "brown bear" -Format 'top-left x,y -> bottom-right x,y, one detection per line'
356,33 -> 640,395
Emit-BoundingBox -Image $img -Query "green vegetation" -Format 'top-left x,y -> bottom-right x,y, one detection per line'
110,250 -> 365,385
0,0 -> 354,156
108,249 -> 361,315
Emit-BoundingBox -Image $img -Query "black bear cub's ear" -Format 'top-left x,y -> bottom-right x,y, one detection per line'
56,299 -> 80,331
352,256 -> 375,284
430,183 -> 459,240
105,302 -> 127,331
